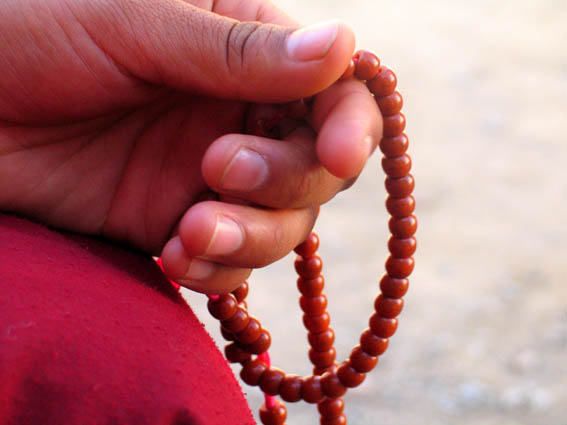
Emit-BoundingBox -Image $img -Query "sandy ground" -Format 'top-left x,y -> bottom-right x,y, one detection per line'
185,1 -> 567,423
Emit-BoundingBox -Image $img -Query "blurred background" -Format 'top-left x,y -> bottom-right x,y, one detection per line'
185,1 -> 567,423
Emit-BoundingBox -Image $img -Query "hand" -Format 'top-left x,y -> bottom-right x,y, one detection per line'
0,0 -> 382,293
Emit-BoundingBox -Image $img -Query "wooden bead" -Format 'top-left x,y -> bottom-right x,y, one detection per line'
297,276 -> 325,297
386,196 -> 415,218
259,367 -> 285,396
302,375 -> 324,404
379,275 -> 409,299
294,232 -> 319,257
376,91 -> 403,116
360,328 -> 389,356
308,328 -> 335,351
385,256 -> 415,278
221,307 -> 250,333
313,364 -> 338,376
295,256 -> 323,279
336,361 -> 366,388
224,342 -> 251,363
259,401 -> 287,425
382,154 -> 412,178
321,415 -> 347,425
389,215 -> 417,238
232,282 -> 248,303
354,50 -> 380,80
207,294 -> 237,320
317,397 -> 344,418
236,317 -> 262,344
369,314 -> 398,338
309,347 -> 336,367
388,236 -> 417,257
374,295 -> 404,318
367,66 -> 397,97
321,371 -> 347,398
280,374 -> 303,402
340,59 -> 355,80
240,358 -> 267,386
385,175 -> 414,198
300,294 -> 328,316
247,330 -> 271,354
303,312 -> 331,333
220,326 -> 235,341
383,113 -> 406,137
349,345 -> 378,373
380,134 -> 408,158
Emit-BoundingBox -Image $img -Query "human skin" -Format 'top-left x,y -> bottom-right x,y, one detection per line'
0,0 -> 382,293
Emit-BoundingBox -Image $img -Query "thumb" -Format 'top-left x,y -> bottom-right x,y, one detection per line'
79,0 -> 355,102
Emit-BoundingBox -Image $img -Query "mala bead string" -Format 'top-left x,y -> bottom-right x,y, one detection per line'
203,50 -> 416,425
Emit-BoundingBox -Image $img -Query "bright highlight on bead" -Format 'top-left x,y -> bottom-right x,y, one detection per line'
205,50 -> 416,425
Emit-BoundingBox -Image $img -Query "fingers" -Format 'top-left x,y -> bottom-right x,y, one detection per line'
73,0 -> 355,102
311,78 -> 383,179
201,126 -> 347,208
160,201 -> 317,293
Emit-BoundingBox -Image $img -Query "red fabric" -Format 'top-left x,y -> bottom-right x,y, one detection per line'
0,213 -> 254,425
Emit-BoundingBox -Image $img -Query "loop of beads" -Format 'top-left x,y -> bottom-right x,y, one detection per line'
206,50 -> 416,425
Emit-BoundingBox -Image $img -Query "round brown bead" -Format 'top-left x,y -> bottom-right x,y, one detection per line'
367,66 -> 397,97
236,317 -> 262,344
259,367 -> 285,396
232,282 -> 248,303
220,326 -> 235,341
308,328 -> 335,351
336,361 -> 366,388
389,215 -> 417,238
386,196 -> 415,218
321,371 -> 347,398
350,345 -> 378,373
309,347 -> 336,368
207,294 -> 237,320
302,375 -> 324,404
259,401 -> 287,425
317,397 -> 344,418
360,328 -> 389,356
369,314 -> 398,338
246,330 -> 271,354
295,256 -> 323,279
383,113 -> 406,137
297,276 -> 325,297
321,415 -> 347,425
354,50 -> 380,80
340,59 -> 355,80
374,295 -> 404,318
303,312 -> 331,333
279,374 -> 303,402
314,364 -> 338,376
224,342 -> 251,363
382,154 -> 412,179
240,358 -> 267,386
380,134 -> 409,158
294,232 -> 319,257
300,294 -> 328,316
385,256 -> 415,278
221,307 -> 250,333
376,91 -> 403,116
385,175 -> 414,198
379,275 -> 409,299
388,236 -> 417,258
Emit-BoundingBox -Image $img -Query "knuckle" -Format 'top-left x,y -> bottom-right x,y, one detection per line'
224,21 -> 263,73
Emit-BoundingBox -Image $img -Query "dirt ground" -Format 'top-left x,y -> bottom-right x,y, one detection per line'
185,1 -> 567,423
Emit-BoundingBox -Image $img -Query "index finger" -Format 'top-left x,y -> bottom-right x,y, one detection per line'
187,0 -> 300,26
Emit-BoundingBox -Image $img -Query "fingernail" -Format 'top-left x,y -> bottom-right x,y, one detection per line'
287,20 -> 339,62
185,258 -> 215,281
206,215 -> 244,256
220,148 -> 268,191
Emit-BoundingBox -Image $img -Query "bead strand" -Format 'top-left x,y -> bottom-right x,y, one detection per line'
202,50 -> 415,425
